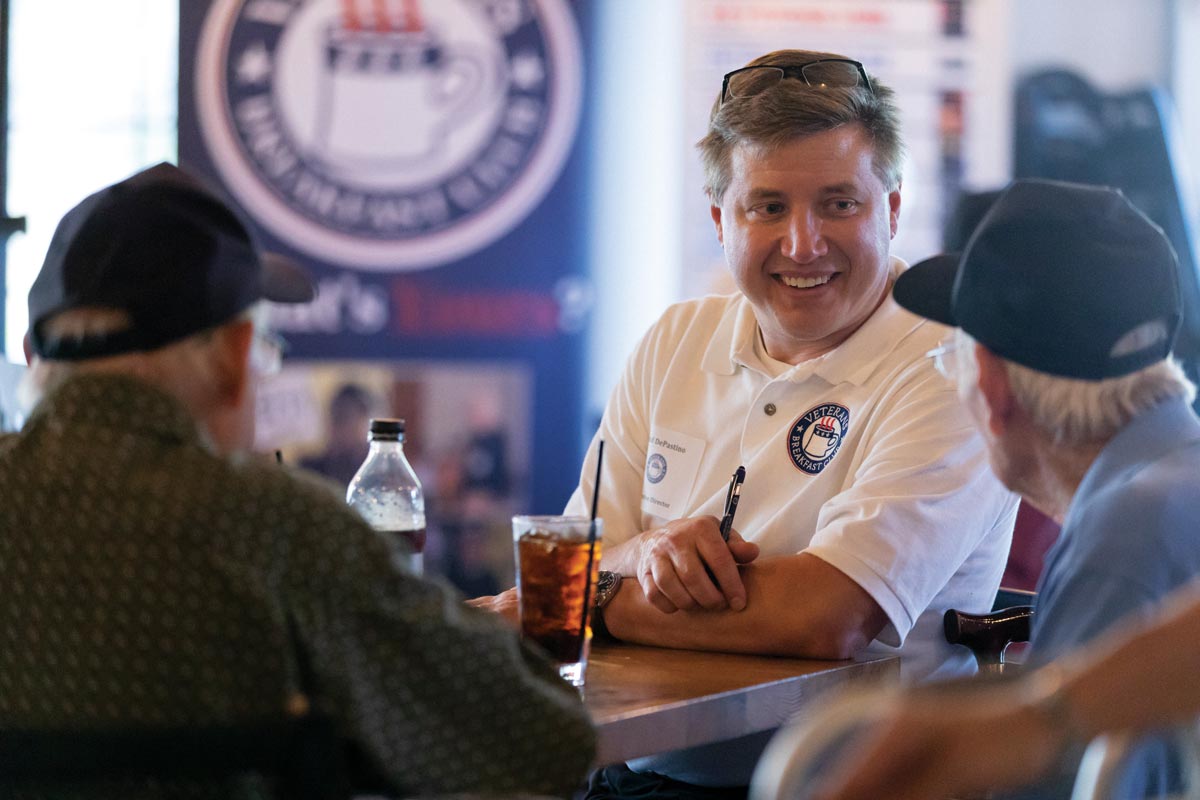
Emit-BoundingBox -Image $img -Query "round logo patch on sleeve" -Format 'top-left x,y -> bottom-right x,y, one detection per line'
787,403 -> 850,475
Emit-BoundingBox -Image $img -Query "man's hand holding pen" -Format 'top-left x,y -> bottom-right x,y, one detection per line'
719,465 -> 746,541
628,467 -> 756,614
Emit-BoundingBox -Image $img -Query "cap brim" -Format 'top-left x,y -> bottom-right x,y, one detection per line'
261,253 -> 316,304
893,253 -> 961,327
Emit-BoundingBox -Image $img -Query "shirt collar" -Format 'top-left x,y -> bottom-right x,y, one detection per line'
25,373 -> 205,447
701,297 -> 759,376
701,257 -> 927,385
1070,396 -> 1200,514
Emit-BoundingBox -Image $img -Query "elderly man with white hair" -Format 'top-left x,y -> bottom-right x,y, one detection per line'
885,177 -> 1200,798
1,163 -> 595,798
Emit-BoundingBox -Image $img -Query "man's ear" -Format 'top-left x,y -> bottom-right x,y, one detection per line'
210,319 -> 254,406
974,343 -> 1014,437
888,186 -> 901,239
22,333 -> 32,366
710,204 -> 724,246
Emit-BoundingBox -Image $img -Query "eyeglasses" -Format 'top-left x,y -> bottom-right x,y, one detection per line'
720,60 -> 873,105
925,340 -> 961,381
250,329 -> 288,377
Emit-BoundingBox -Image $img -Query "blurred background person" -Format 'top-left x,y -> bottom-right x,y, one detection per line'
300,381 -> 377,489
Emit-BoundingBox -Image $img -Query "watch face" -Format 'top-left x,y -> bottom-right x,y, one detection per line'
595,571 -> 620,607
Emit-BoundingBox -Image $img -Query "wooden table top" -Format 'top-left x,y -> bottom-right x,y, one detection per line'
583,641 -> 900,765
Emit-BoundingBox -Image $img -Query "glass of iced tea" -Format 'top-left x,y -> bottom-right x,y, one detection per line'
512,514 -> 603,688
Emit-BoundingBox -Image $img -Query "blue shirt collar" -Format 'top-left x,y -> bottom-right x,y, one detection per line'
1068,396 -> 1200,524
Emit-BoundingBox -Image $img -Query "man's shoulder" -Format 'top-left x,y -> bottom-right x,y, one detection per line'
1099,447 -> 1200,529
856,258 -> 952,352
637,293 -> 745,351
653,293 -> 742,327
1064,451 -> 1200,573
1038,462 -> 1200,656
214,454 -> 370,532
867,299 -> 950,359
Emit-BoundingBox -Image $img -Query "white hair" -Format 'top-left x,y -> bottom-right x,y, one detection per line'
18,305 -> 261,416
956,329 -> 1196,445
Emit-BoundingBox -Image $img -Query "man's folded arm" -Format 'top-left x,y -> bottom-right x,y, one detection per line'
602,552 -> 889,660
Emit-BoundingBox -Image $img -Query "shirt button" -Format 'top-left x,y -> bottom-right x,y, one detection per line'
764,403 -> 777,416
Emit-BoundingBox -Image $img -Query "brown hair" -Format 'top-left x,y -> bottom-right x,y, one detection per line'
698,49 -> 904,203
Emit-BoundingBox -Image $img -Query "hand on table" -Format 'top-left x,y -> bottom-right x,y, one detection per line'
631,515 -> 759,614
466,587 -> 520,629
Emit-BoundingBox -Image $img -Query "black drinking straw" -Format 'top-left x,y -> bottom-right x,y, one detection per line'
577,440 -> 605,650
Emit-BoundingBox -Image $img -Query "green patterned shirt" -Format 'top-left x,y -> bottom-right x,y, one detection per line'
0,374 -> 595,797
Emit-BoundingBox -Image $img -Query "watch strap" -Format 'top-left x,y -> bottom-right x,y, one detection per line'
592,570 -> 623,641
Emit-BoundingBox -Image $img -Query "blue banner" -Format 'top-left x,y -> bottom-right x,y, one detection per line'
178,0 -> 595,526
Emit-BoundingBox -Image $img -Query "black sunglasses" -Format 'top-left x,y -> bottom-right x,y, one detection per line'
720,60 -> 874,105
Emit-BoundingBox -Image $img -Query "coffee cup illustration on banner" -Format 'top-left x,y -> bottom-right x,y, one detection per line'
195,0 -> 583,269
315,21 -> 496,171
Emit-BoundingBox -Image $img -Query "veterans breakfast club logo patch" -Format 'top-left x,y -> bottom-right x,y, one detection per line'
195,0 -> 583,270
645,453 -> 667,485
787,403 -> 850,475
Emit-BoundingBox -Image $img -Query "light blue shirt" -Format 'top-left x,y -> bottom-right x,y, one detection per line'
1033,396 -> 1200,660
1028,395 -> 1200,799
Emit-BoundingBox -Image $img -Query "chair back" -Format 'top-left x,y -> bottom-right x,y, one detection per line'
0,707 -> 348,799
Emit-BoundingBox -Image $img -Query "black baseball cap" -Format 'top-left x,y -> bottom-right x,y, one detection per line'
28,162 -> 314,360
894,179 -> 1181,380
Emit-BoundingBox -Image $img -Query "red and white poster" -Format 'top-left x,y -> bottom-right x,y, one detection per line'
682,0 -> 1011,292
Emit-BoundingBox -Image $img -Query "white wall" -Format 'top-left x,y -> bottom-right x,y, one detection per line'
586,0 -> 684,424
1007,0 -> 1199,259
1010,0 -> 1171,89
1174,0 -> 1200,193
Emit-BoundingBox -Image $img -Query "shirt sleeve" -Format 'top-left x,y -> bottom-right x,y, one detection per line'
804,364 -> 1018,647
283,497 -> 596,797
565,318 -> 662,548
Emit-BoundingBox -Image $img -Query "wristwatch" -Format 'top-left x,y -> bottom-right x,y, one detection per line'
592,570 -> 623,640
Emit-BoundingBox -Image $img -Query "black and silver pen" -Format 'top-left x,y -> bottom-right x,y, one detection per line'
718,466 -> 746,542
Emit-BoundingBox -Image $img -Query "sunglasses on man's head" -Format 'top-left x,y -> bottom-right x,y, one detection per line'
719,60 -> 873,105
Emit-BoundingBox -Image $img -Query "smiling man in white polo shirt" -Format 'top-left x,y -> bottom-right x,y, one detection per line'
566,49 -> 1019,797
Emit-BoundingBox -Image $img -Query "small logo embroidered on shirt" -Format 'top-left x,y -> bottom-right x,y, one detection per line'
645,453 -> 668,484
787,403 -> 850,475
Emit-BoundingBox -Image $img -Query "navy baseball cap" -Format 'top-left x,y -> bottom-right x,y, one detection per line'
894,179 -> 1181,380
28,163 -> 314,360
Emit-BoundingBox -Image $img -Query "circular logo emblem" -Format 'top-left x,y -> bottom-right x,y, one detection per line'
645,453 -> 668,485
196,0 -> 583,270
787,403 -> 850,475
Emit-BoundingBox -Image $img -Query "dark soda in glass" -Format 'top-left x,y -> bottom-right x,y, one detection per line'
515,525 -> 601,668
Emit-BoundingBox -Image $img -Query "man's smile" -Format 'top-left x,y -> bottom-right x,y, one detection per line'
777,273 -> 837,290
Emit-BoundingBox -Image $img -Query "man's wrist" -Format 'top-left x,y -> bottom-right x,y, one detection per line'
592,570 -> 623,640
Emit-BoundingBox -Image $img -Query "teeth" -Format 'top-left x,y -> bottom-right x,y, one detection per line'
781,274 -> 832,289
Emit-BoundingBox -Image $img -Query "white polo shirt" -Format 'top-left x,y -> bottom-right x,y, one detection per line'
567,259 -> 1018,679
